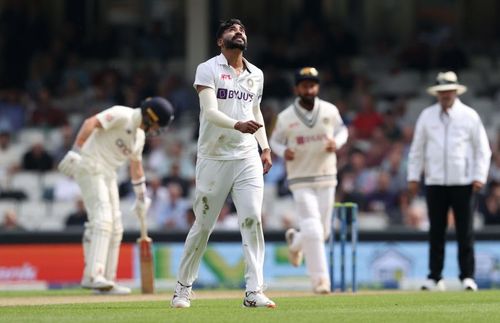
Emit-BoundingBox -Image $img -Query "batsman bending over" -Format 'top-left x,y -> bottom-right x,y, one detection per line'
58,97 -> 174,294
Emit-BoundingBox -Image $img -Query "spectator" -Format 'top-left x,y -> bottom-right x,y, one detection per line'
0,209 -> 24,231
52,124 -> 76,164
0,127 -> 22,187
351,93 -> 384,140
65,198 -> 88,228
365,170 -> 402,225
162,162 -> 192,198
155,182 -> 191,230
146,174 -> 170,229
0,89 -> 27,131
21,136 -> 54,172
478,182 -> 500,225
380,109 -> 403,142
28,87 -> 68,127
402,194 -> 429,231
488,151 -> 500,184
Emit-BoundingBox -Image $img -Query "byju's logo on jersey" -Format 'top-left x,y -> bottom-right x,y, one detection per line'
216,88 -> 254,102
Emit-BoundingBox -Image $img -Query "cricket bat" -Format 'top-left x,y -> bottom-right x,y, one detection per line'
138,216 -> 154,294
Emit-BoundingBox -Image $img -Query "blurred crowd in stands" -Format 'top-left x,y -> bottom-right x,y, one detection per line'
1,2 -> 499,232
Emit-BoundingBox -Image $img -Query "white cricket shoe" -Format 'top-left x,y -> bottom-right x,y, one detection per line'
313,278 -> 331,295
421,278 -> 446,291
243,291 -> 276,308
285,228 -> 303,267
93,284 -> 132,295
81,275 -> 114,291
462,278 -> 478,291
171,282 -> 192,308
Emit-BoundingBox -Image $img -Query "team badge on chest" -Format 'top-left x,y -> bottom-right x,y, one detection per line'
247,78 -> 254,89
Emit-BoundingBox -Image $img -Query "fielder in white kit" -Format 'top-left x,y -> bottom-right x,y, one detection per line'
270,67 -> 348,294
171,18 -> 275,308
58,97 -> 174,294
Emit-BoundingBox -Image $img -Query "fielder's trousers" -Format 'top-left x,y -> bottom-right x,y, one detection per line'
425,185 -> 475,281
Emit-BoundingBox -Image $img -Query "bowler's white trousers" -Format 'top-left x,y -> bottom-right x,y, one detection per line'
289,186 -> 335,287
177,154 -> 266,292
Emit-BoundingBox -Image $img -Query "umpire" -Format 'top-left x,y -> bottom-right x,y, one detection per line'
407,71 -> 491,291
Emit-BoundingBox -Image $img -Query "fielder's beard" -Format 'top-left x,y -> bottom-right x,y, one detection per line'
299,95 -> 315,108
224,36 -> 247,51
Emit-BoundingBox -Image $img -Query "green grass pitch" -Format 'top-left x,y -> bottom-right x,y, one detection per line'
1,290 -> 500,322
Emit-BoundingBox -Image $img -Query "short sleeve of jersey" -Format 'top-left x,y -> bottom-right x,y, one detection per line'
96,106 -> 128,130
257,72 -> 264,105
193,62 -> 215,90
130,129 -> 146,162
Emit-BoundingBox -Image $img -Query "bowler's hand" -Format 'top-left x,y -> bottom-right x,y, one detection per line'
261,148 -> 272,174
234,120 -> 262,134
284,148 -> 295,161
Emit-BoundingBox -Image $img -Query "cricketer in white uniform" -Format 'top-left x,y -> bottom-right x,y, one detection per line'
270,67 -> 348,294
171,19 -> 275,308
58,97 -> 174,294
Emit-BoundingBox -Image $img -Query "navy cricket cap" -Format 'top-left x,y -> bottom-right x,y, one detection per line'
295,67 -> 320,85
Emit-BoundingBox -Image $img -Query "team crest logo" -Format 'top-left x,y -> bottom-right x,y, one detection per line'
247,79 -> 254,88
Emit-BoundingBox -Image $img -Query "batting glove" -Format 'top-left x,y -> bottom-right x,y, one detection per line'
57,150 -> 82,177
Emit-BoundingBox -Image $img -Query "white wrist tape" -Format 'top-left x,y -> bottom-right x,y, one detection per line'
132,176 -> 146,198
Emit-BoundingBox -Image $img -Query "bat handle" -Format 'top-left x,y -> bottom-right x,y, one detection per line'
139,216 -> 148,240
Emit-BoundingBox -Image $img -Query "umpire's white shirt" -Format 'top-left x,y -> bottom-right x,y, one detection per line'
194,54 -> 264,160
407,98 -> 491,185
81,106 -> 145,171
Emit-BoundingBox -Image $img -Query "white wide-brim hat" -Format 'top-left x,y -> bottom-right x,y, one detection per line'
427,71 -> 467,96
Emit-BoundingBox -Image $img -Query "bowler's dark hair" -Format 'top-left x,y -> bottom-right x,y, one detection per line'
215,18 -> 245,40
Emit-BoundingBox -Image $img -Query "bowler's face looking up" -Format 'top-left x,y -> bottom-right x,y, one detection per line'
219,24 -> 247,50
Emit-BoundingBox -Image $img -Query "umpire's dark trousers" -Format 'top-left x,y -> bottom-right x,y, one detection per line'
425,185 -> 475,281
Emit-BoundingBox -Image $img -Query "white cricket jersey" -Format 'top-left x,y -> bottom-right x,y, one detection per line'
270,98 -> 348,190
81,106 -> 145,171
194,53 -> 264,160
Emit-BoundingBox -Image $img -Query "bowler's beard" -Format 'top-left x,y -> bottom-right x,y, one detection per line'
224,36 -> 247,51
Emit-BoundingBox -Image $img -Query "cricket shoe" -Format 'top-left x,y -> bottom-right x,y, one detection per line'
313,278 -> 331,295
243,291 -> 276,308
462,278 -> 478,291
93,284 -> 131,295
285,228 -> 303,267
81,275 -> 114,291
421,278 -> 446,291
171,281 -> 192,308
